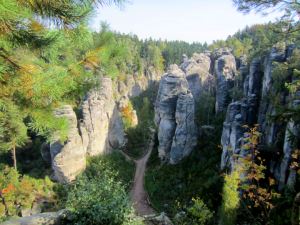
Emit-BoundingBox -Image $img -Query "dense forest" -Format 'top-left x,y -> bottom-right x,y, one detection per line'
0,0 -> 300,225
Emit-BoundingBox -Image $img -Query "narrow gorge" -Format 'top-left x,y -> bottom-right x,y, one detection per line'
1,1 -> 300,225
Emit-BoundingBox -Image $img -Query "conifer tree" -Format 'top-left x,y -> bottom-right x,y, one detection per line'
0,101 -> 27,170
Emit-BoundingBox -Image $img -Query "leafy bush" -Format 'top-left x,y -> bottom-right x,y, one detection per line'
219,170 -> 240,225
64,152 -> 140,225
65,175 -> 136,225
84,152 -> 135,191
120,101 -> 136,130
145,134 -> 222,220
0,166 -> 57,221
174,198 -> 213,225
125,95 -> 155,159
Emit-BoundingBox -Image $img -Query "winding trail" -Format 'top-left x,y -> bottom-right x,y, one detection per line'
122,130 -> 155,216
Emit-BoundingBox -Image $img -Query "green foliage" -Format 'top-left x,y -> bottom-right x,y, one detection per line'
0,101 -> 28,169
195,92 -> 216,126
84,152 -> 135,191
219,169 -> 240,225
145,129 -> 222,221
120,101 -> 136,130
271,48 -> 300,125
64,152 -> 139,225
237,126 -> 281,224
125,92 -> 155,159
161,41 -> 207,67
174,198 -> 213,225
0,166 -> 58,222
0,0 -> 127,165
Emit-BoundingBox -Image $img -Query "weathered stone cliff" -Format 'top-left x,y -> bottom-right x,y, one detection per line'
46,67 -> 161,183
81,77 -> 119,156
180,53 -> 214,100
155,65 -> 197,164
214,49 -> 237,113
50,105 -> 87,183
220,45 -> 300,189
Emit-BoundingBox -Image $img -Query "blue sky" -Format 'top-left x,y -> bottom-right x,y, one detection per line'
89,0 -> 279,44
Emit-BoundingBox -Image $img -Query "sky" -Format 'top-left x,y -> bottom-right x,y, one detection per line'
89,0 -> 280,44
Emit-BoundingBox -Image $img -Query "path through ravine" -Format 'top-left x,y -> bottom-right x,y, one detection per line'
122,130 -> 155,216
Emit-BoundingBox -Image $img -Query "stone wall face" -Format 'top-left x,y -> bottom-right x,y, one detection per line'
50,105 -> 87,184
48,68 -> 161,183
155,65 -> 197,164
219,45 -> 300,189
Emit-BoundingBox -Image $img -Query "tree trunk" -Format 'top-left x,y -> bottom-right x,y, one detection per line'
292,192 -> 300,225
12,145 -> 17,170
0,194 -> 9,216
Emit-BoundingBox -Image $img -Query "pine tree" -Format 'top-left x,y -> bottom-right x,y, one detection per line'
0,101 -> 27,170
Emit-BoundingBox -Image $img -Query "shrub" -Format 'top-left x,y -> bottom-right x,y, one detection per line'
65,175 -> 135,225
125,96 -> 154,159
219,169 -> 240,225
0,166 -> 57,221
174,198 -> 213,225
84,152 -> 135,190
64,152 -> 140,225
120,101 -> 136,130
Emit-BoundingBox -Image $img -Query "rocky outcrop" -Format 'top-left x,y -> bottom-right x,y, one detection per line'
116,67 -> 161,99
47,67 -> 160,183
220,102 -> 247,170
220,45 -> 300,189
180,53 -> 214,100
170,92 -> 197,164
214,49 -> 237,113
278,89 -> 300,189
81,77 -> 122,156
155,65 -> 197,164
50,105 -> 87,183
2,210 -> 67,225
258,46 -> 288,146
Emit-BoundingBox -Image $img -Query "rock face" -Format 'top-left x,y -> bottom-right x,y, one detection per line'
47,68 -> 161,183
50,105 -> 87,183
214,49 -> 237,113
220,102 -> 247,171
155,65 -> 197,164
2,210 -> 67,225
220,45 -> 300,189
180,53 -> 214,100
81,77 -> 117,156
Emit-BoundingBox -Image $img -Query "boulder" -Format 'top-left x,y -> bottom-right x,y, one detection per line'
108,106 -> 126,149
2,210 -> 67,225
50,105 -> 86,183
143,213 -> 174,225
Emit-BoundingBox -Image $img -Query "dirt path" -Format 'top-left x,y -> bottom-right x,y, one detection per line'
123,130 -> 155,216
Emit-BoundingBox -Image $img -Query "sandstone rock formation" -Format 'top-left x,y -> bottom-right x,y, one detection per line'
220,101 -> 247,171
47,68 -> 160,183
155,65 -> 197,164
214,49 -> 237,113
81,77 -> 118,156
180,53 -> 214,100
50,105 -> 87,183
2,210 -> 67,225
220,45 -> 300,189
